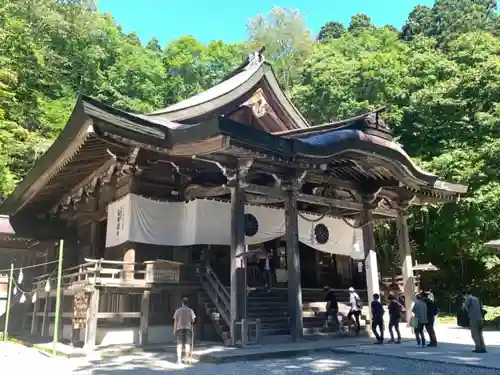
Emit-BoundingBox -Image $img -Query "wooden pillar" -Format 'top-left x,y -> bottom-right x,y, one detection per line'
230,165 -> 247,345
123,247 -> 135,280
85,289 -> 99,350
139,289 -> 151,346
40,293 -> 50,337
30,293 -> 41,335
284,187 -> 303,341
396,210 -> 415,322
361,206 -> 380,316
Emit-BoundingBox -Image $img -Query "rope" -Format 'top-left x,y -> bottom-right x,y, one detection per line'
4,266 -> 58,295
297,210 -> 327,222
0,259 -> 59,273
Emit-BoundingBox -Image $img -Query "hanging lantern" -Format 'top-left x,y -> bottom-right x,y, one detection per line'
20,293 -> 26,303
13,286 -> 17,295
18,269 -> 24,284
32,292 -> 37,304
45,280 -> 50,292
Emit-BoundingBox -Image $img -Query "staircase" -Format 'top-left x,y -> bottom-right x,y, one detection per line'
302,289 -> 370,334
199,266 -> 231,344
247,289 -> 290,337
200,270 -> 370,344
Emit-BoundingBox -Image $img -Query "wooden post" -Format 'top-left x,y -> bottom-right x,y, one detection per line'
230,164 -> 246,345
284,187 -> 303,341
361,206 -> 380,315
396,210 -> 415,323
31,292 -> 40,335
85,289 -> 99,350
41,293 -> 50,337
139,289 -> 151,346
123,247 -> 135,280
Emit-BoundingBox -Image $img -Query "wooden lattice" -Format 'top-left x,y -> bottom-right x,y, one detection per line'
73,290 -> 89,329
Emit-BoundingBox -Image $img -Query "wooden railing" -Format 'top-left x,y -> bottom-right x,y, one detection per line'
32,258 -> 199,291
144,260 -> 199,284
202,266 -> 230,326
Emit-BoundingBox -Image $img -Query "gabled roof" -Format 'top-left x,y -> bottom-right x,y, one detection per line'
148,51 -> 310,131
0,51 -> 468,218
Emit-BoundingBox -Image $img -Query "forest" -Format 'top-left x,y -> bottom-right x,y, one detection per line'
0,0 -> 499,307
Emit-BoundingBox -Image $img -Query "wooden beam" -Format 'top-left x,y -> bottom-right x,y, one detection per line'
244,183 -> 397,218
96,312 -> 141,319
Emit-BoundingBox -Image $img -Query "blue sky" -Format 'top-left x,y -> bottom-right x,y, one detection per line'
96,0 -> 435,45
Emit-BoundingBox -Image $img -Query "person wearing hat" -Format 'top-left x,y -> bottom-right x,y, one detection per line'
347,287 -> 362,335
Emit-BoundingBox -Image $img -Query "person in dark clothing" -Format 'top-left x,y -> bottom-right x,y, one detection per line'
324,286 -> 339,329
424,292 -> 439,346
387,293 -> 402,343
371,293 -> 385,344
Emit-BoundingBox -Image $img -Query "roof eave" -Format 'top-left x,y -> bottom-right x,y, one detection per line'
0,97 -> 94,216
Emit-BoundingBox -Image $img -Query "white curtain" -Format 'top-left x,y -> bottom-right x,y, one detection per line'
106,194 -> 364,259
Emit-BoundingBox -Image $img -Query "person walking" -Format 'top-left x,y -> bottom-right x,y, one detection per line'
173,297 -> 196,364
412,293 -> 428,348
462,289 -> 487,353
347,287 -> 362,335
263,253 -> 271,291
424,292 -> 439,347
387,293 -> 402,344
323,286 -> 339,329
371,293 -> 385,344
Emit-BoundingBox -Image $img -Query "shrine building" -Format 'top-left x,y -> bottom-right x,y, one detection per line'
0,51 -> 467,348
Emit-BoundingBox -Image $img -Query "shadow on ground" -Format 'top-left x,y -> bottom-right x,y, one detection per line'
73,353 -> 393,375
72,346 -> 500,375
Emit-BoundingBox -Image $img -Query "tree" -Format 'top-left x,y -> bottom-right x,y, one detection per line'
146,37 -> 162,52
247,7 -> 313,90
348,13 -> 372,34
317,21 -> 345,41
403,0 -> 499,46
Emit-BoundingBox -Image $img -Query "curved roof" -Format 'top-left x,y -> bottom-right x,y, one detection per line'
148,52 -> 310,130
0,52 -> 468,217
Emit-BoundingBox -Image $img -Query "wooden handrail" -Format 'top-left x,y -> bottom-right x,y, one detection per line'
203,266 -> 231,328
206,266 -> 230,301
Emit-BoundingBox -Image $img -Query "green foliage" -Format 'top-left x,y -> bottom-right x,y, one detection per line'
0,1 -> 499,304
292,1 -> 500,304
247,7 -> 313,90
317,21 -> 345,41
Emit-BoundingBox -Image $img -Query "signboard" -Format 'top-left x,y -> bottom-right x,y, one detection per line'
105,195 -> 131,247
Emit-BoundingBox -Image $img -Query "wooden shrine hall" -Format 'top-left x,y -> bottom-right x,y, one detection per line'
0,51 -> 467,348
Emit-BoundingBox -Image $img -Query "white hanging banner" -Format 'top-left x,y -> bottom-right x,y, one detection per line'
105,194 -> 132,247
105,194 -> 364,259
297,213 -> 365,260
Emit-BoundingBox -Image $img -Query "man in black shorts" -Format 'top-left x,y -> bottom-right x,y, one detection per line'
173,297 -> 196,364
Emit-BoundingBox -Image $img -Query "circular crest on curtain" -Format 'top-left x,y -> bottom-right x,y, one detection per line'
314,223 -> 329,244
244,213 -> 259,237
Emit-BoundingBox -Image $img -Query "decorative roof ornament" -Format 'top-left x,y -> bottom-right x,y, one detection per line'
247,46 -> 266,67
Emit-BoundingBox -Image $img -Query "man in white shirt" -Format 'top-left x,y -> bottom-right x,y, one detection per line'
173,297 -> 196,364
347,287 -> 362,335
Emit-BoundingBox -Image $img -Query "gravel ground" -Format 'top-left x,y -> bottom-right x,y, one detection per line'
3,339 -> 499,375
0,342 -> 74,375
74,351 -> 500,375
